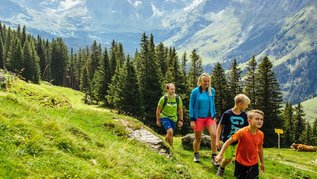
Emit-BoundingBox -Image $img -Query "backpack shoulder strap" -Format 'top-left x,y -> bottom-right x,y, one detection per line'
162,95 -> 168,110
175,94 -> 179,109
162,95 -> 179,110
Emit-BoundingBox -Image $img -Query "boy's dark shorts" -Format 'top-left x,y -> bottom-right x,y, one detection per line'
160,118 -> 176,131
234,160 -> 259,179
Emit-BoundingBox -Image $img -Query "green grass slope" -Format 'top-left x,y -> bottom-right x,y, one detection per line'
301,96 -> 317,124
0,79 -> 316,178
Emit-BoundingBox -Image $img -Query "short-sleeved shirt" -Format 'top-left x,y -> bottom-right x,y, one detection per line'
232,126 -> 264,167
219,109 -> 248,145
157,95 -> 183,122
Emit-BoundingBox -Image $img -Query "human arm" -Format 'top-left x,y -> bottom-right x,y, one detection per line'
156,106 -> 161,127
189,89 -> 196,121
258,144 -> 264,172
215,138 -> 235,162
178,106 -> 184,128
216,124 -> 223,149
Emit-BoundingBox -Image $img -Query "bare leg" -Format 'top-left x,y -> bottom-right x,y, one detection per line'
165,128 -> 174,146
193,131 -> 202,153
221,159 -> 231,168
207,124 -> 217,154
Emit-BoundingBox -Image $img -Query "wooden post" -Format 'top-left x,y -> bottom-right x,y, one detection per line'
274,128 -> 284,155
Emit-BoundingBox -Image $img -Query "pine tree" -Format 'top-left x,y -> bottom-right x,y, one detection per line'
88,40 -> 101,81
68,48 -> 77,89
303,122 -> 313,145
181,51 -> 187,78
136,33 -> 162,125
21,25 -> 27,46
255,56 -> 283,147
244,56 -> 257,109
109,40 -> 117,78
121,56 -> 142,116
50,38 -> 68,86
156,42 -> 167,77
294,102 -> 306,143
106,64 -> 125,112
43,40 -> 51,81
0,37 -> 4,69
282,102 -> 295,147
227,59 -> 243,108
312,119 -> 317,145
210,63 -> 230,118
187,49 -> 203,90
22,39 -> 40,83
11,38 -> 23,74
91,47 -> 110,103
36,36 -> 48,80
116,42 -> 125,67
4,27 -> 13,70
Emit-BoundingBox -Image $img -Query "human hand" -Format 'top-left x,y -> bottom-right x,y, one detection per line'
260,164 -> 265,173
178,120 -> 183,128
190,121 -> 195,129
216,140 -> 223,150
215,155 -> 222,163
156,120 -> 161,127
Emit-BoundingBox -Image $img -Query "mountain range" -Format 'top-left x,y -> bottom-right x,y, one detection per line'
0,0 -> 316,104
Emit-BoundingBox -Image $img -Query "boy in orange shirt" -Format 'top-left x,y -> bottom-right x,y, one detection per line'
215,110 -> 265,178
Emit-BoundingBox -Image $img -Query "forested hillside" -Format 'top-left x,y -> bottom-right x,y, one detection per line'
0,23 -> 316,147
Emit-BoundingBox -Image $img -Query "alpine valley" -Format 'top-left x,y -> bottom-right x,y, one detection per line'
0,0 -> 316,105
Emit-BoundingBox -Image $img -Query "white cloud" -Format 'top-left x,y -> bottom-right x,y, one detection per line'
128,0 -> 142,8
184,0 -> 203,11
59,0 -> 82,10
152,3 -> 164,17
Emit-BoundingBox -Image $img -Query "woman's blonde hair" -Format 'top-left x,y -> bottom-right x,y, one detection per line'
197,73 -> 212,96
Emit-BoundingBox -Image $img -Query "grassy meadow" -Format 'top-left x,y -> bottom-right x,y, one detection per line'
0,79 -> 316,178
301,96 -> 317,124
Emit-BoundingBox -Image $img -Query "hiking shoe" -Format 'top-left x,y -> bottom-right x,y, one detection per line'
212,155 -> 220,166
194,153 -> 200,162
217,167 -> 225,177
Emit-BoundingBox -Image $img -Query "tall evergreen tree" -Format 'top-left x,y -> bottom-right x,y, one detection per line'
210,63 -> 229,118
312,119 -> 317,145
255,56 -> 283,147
68,48 -> 77,89
11,38 -> 23,73
244,56 -> 257,109
181,51 -> 187,78
43,40 -> 51,81
91,47 -> 109,103
156,42 -> 167,77
121,56 -> 142,116
106,64 -> 125,112
294,102 -> 306,143
187,49 -> 203,90
0,37 -> 4,69
282,102 -> 295,147
303,122 -> 313,145
109,40 -> 117,78
50,38 -> 68,86
36,36 -> 48,80
136,33 -> 162,126
227,59 -> 243,108
21,25 -> 27,46
22,39 -> 40,83
4,27 -> 13,70
115,42 -> 125,67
